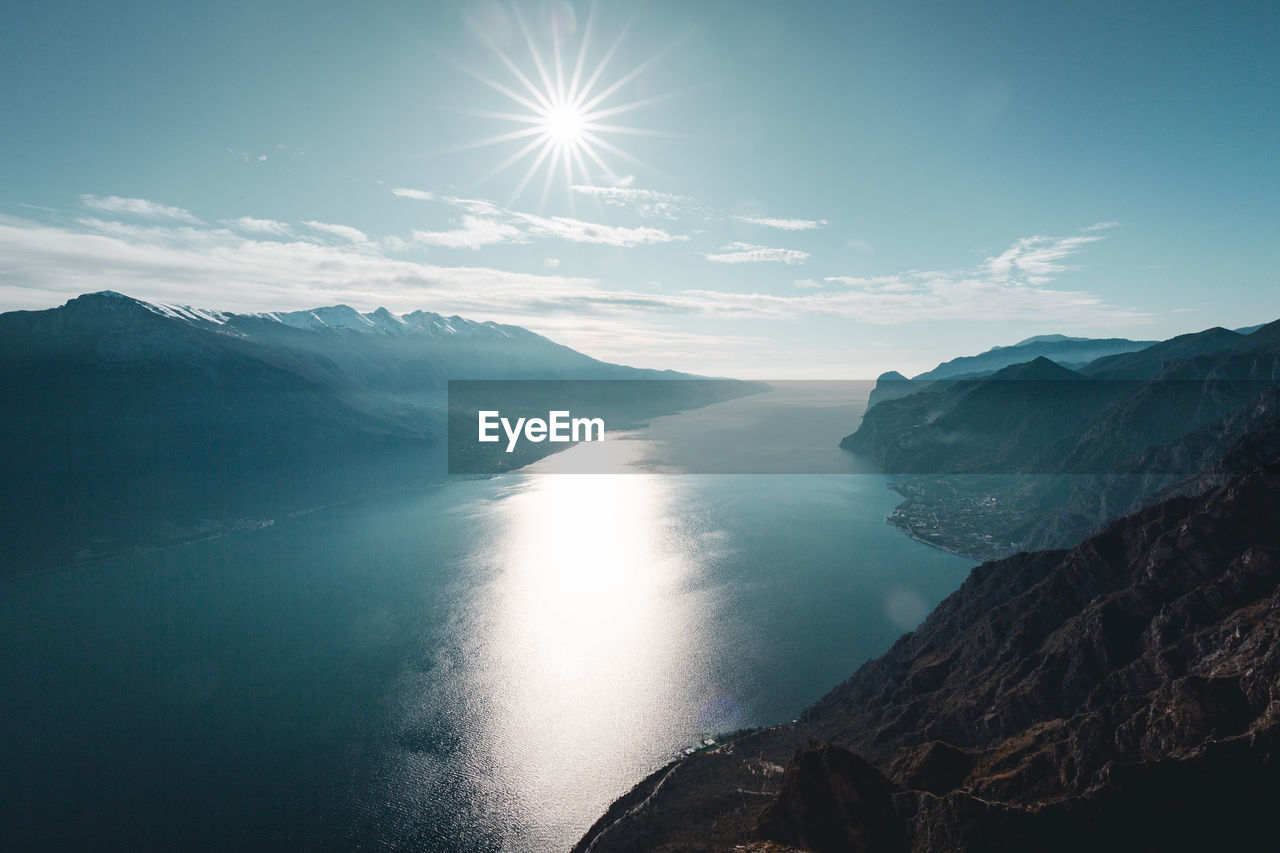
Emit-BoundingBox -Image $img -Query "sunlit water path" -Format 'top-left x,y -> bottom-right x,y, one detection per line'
1,388 -> 973,851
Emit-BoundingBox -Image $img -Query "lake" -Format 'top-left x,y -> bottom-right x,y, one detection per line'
0,383 -> 974,851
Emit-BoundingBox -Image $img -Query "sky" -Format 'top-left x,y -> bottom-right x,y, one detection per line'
1,0 -> 1276,377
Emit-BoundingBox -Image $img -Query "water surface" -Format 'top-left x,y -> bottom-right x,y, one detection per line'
1,384 -> 974,851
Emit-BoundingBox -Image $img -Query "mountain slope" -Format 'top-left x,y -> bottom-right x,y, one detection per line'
842,320 -> 1280,559
1079,325 -> 1250,379
0,292 -> 717,575
575,441 -> 1280,852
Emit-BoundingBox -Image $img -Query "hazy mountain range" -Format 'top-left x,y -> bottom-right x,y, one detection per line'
0,291 -> 725,575
846,320 -> 1280,559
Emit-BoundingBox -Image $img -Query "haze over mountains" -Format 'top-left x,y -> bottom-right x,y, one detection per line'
910,333 -> 1158,381
0,291 -> 715,575
846,320 -> 1280,559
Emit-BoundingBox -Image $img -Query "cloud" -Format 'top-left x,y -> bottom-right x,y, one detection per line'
390,187 -> 435,200
0,214 -> 604,317
389,187 -> 502,217
0,214 -> 1147,345
733,215 -> 827,231
571,185 -> 690,204
412,216 -> 525,249
982,233 -> 1103,283
513,212 -> 689,247
571,184 -> 696,219
544,258 -> 561,268
227,148 -> 269,164
793,279 -> 822,289
704,242 -> 810,265
568,179 -> 826,230
304,220 -> 369,244
80,195 -> 202,224
224,216 -> 291,235
441,196 -> 504,216
825,275 -> 914,291
389,186 -> 689,247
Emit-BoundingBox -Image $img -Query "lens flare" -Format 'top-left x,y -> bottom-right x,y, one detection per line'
451,2 -> 679,211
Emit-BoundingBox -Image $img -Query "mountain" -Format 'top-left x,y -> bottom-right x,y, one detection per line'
574,438 -> 1280,852
866,370 -> 911,409
910,334 -> 1156,382
843,359 -> 1129,476
860,334 -> 1158,428
0,291 -> 735,576
1080,326 -> 1251,379
842,320 -> 1280,559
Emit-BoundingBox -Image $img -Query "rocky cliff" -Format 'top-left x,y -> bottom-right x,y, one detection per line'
575,452 -> 1280,852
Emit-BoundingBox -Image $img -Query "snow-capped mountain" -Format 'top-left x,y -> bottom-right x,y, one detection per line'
136,292 -> 544,342
0,291 -> 697,574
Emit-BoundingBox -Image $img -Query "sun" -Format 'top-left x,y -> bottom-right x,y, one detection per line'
542,101 -> 586,145
449,2 -> 676,211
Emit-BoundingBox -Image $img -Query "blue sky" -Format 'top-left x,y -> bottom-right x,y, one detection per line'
2,0 -> 1276,376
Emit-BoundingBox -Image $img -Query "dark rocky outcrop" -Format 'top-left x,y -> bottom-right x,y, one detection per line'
757,744 -> 907,853
867,371 -> 914,410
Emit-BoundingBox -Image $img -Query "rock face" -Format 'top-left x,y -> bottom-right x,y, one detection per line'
866,371 -> 914,410
575,454 -> 1280,852
803,460 -> 1280,794
757,745 -> 906,853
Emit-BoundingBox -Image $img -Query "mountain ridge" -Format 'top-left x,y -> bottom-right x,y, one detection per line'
843,318 -> 1280,559
0,291 -> 727,575
909,333 -> 1156,382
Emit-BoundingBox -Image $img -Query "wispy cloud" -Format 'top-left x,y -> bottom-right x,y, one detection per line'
571,185 -> 690,204
396,188 -> 684,246
227,149 -> 269,164
390,187 -> 435,200
825,274 -> 915,291
0,214 -> 602,317
0,214 -> 1147,348
566,178 -> 827,231
224,216 -> 291,236
982,232 -> 1105,284
733,215 -> 827,231
304,220 -> 370,244
80,195 -> 202,224
513,212 -> 688,247
704,242 -> 810,265
412,215 -> 525,249
544,257 -> 561,268
571,184 -> 697,219
392,187 -> 500,216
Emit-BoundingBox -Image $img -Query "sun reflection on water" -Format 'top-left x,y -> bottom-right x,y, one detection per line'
469,471 -> 716,839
